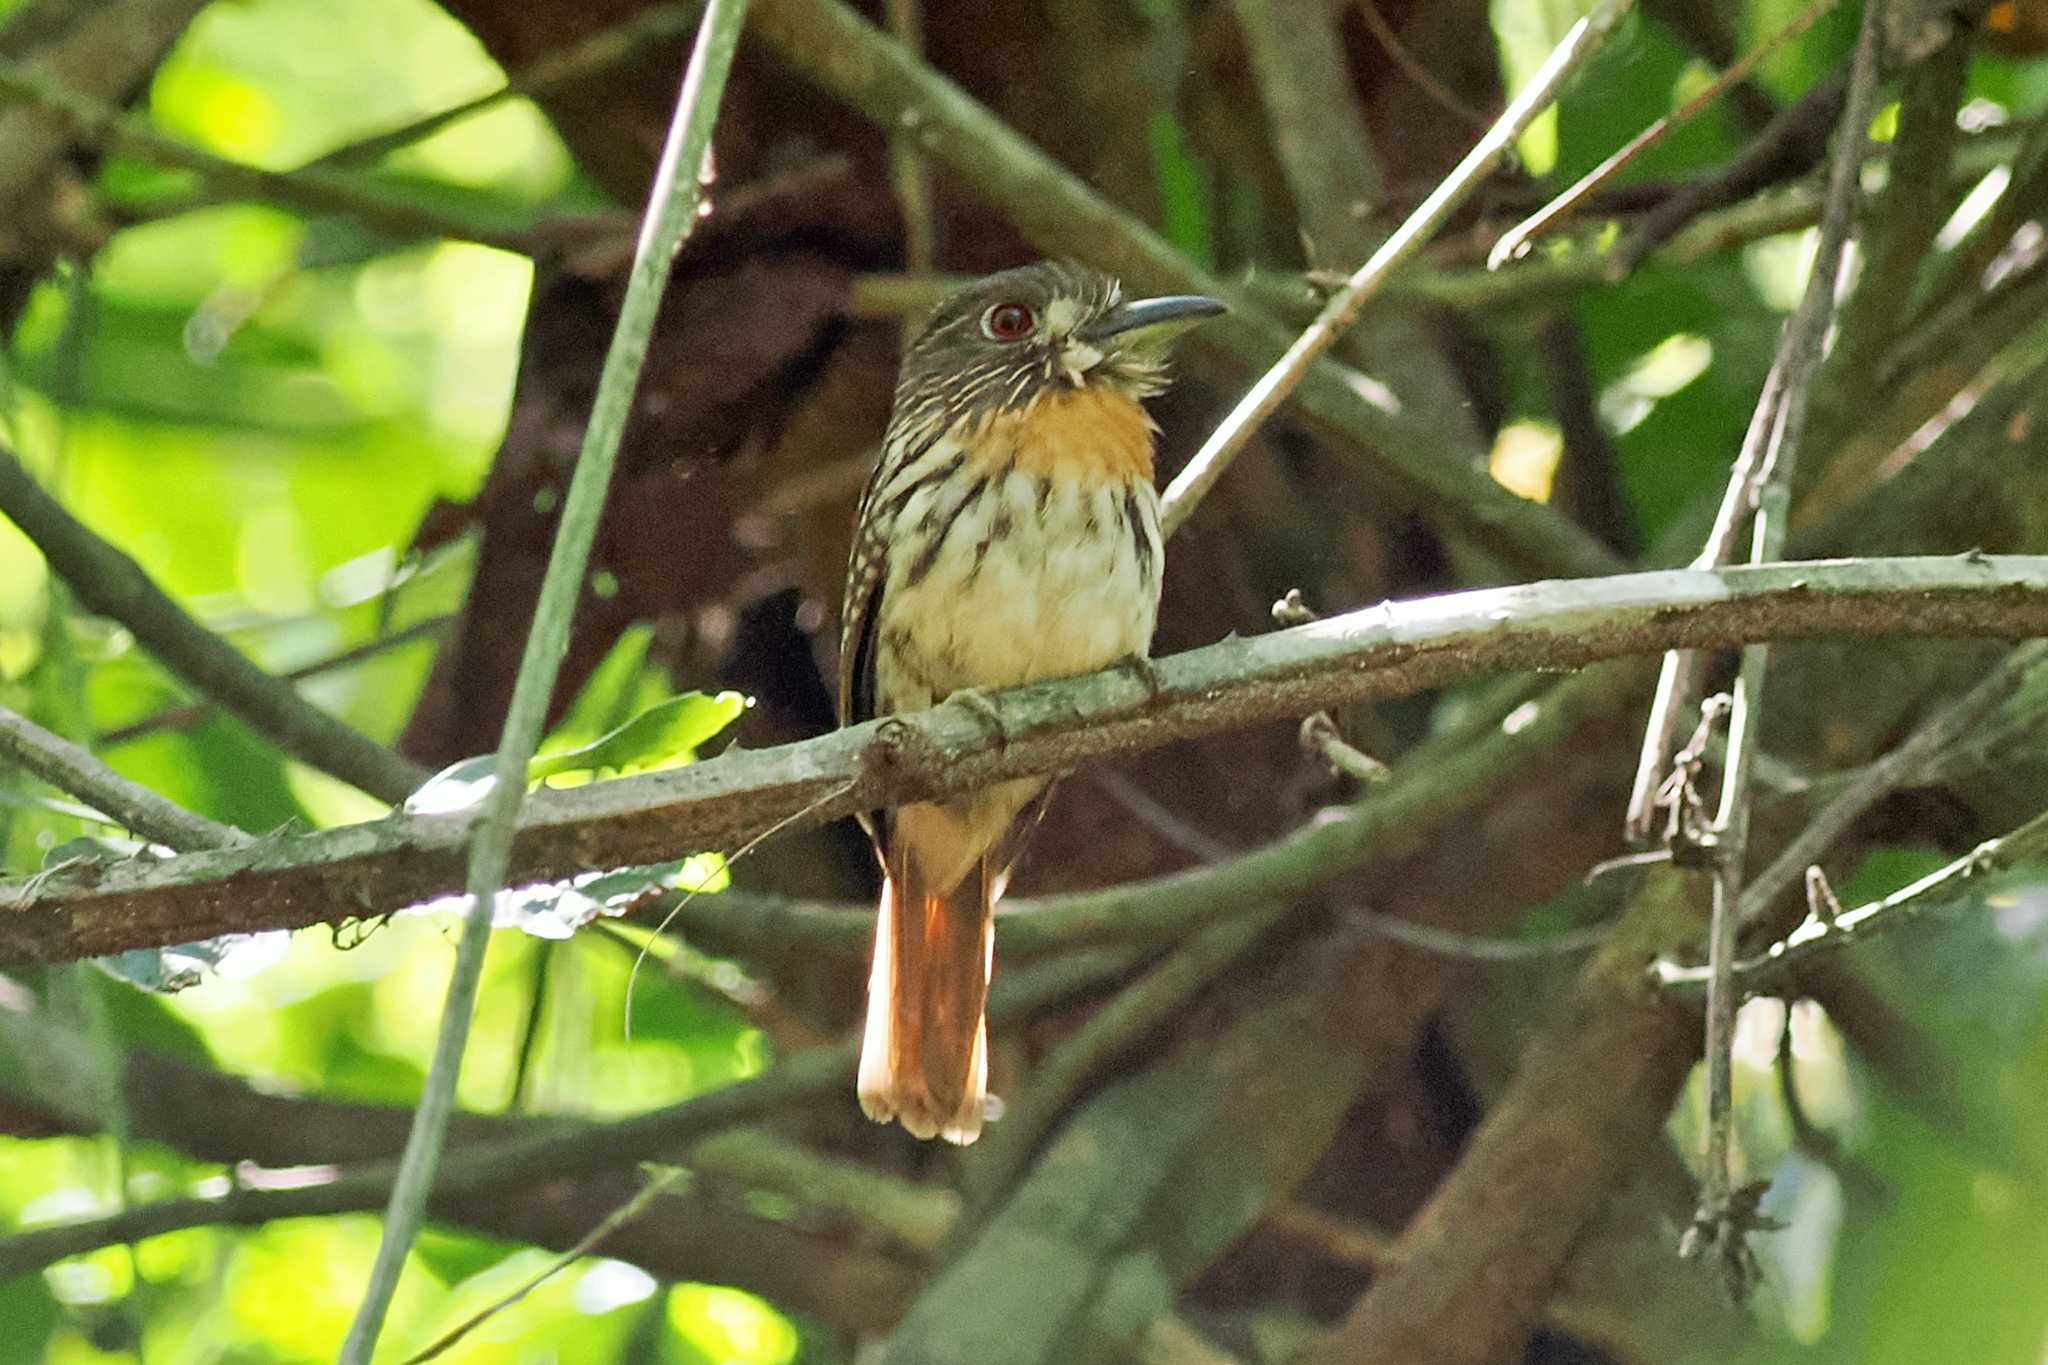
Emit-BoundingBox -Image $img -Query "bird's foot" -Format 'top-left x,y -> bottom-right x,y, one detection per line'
1115,652 -> 1168,706
947,686 -> 1012,746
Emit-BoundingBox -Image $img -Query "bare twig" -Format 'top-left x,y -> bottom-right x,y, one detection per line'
1158,0 -> 1636,536
398,1166 -> 689,1364
306,3 -> 710,172
6,557 -> 2048,965
1623,57 -> 1878,842
1685,0 -> 1885,1287
1655,803 -> 2048,989
1731,638 -> 2048,933
1301,712 -> 1392,785
1607,74 -> 1848,279
1346,1 -> 1491,132
1273,589 -> 1392,784
846,122 -> 2029,322
0,703 -> 245,850
0,57 -> 536,253
98,615 -> 451,748
339,5 -> 750,1357
1488,0 -> 1839,267
0,444 -> 426,804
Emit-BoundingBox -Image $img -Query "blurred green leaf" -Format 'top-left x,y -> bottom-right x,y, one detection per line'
1147,112 -> 1214,269
411,1225 -> 525,1292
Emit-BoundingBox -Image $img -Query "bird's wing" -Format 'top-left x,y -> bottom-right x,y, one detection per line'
839,454 -> 889,726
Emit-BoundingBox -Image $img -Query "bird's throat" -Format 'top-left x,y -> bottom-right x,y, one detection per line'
969,383 -> 1158,484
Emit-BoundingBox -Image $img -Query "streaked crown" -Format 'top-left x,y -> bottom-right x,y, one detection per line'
891,262 -> 1223,438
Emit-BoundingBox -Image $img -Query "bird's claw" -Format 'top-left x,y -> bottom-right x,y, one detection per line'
1116,652 -> 1167,705
948,686 -> 1013,746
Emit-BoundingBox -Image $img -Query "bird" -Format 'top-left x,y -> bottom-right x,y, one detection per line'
838,261 -> 1224,1143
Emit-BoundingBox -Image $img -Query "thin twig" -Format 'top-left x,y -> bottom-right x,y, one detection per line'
1090,766 -> 1604,964
0,703 -> 245,850
1607,74 -> 1848,280
1347,1 -> 1491,132
338,5 -> 751,1358
1655,803 -> 2048,989
0,57 -> 535,252
1733,638 -> 2048,932
0,444 -> 426,804
843,122 -> 2030,321
1157,0 -> 1637,537
399,1166 -> 688,1364
1273,589 -> 1393,785
1684,0 -> 1884,1288
98,614 -> 451,748
1623,57 -> 1876,842
1488,0 -> 1840,267
308,3 -> 711,172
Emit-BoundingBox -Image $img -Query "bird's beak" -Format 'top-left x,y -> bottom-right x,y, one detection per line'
1080,294 -> 1227,347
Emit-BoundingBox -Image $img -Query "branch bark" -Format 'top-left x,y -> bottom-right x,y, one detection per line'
4,556 -> 2046,965
0,702 -> 245,850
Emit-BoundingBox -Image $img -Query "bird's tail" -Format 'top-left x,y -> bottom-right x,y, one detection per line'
857,847 -> 994,1145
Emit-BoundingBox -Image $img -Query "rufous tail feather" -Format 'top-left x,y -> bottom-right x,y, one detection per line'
857,851 -> 993,1144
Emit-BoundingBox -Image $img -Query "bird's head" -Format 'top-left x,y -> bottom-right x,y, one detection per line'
893,262 -> 1224,429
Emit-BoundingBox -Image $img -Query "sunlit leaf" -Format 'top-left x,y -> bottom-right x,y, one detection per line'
530,690 -> 748,783
407,691 -> 748,814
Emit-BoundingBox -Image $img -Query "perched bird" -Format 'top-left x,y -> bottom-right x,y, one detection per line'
839,261 -> 1223,1143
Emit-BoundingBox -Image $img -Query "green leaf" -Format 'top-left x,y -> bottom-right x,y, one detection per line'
406,691 -> 748,815
529,690 -> 748,783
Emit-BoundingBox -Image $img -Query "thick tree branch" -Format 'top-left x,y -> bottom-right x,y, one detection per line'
0,443 -> 427,804
3,556 -> 2046,965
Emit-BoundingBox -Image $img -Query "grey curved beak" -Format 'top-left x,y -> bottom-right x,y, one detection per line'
1080,294 -> 1227,345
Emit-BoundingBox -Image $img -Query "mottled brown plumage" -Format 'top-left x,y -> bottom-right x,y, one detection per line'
840,262 -> 1221,1142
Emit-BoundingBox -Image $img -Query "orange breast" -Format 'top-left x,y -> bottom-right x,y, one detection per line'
968,384 -> 1158,483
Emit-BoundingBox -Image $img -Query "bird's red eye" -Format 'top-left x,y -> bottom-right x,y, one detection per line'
982,302 -> 1036,341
